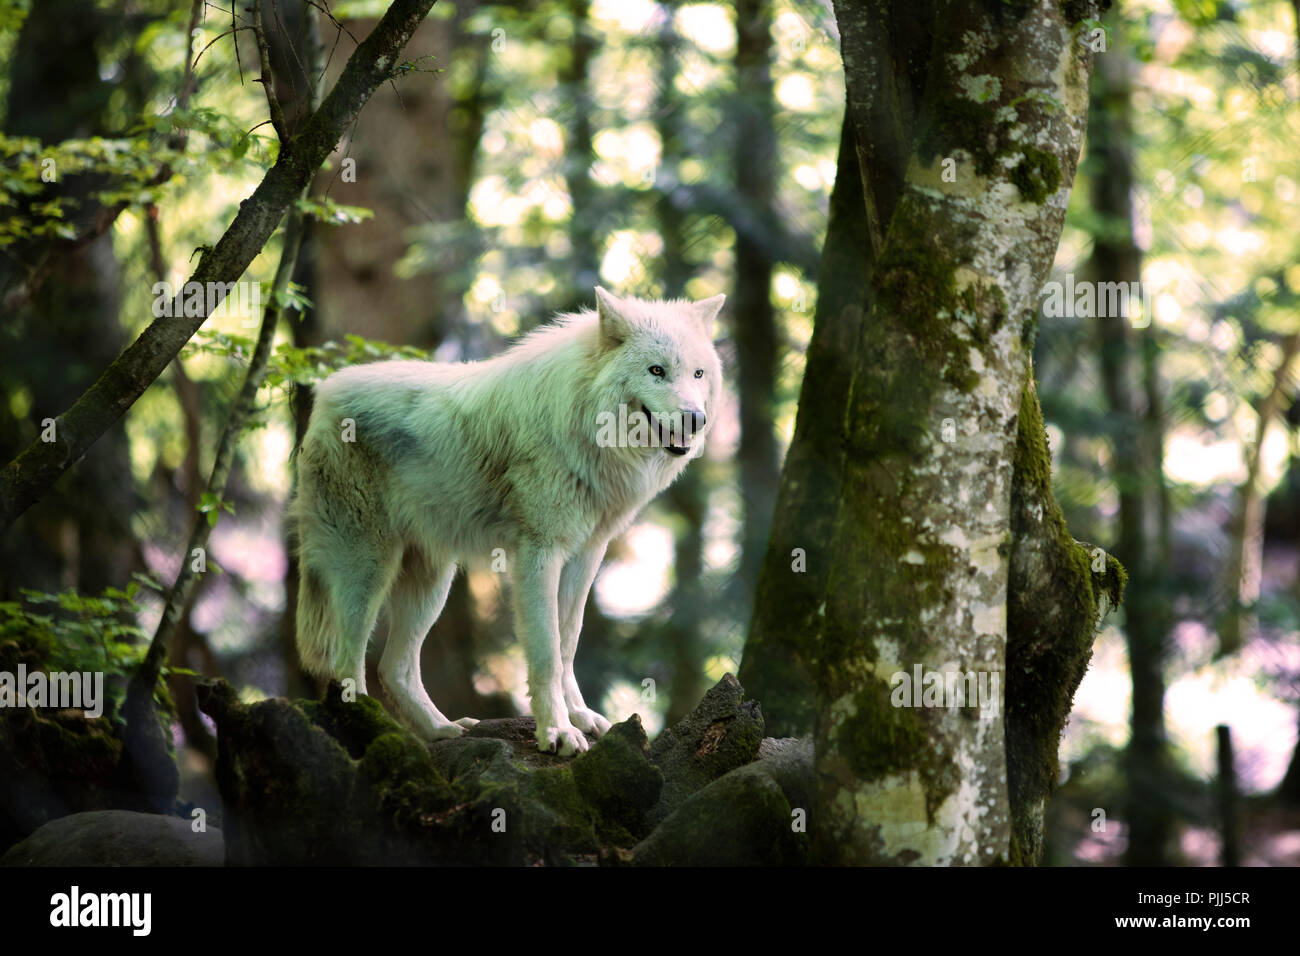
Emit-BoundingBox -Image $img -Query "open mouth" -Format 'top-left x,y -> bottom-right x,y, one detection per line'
641,404 -> 691,456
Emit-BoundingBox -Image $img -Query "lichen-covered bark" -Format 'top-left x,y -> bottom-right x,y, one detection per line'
803,0 -> 1106,865
1005,377 -> 1125,865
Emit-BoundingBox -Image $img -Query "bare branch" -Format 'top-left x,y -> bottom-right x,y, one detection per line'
253,0 -> 290,142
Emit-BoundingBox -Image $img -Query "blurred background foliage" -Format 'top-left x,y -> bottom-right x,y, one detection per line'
1,0 -> 1298,865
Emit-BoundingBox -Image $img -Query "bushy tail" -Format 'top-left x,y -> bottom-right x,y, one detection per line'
288,432 -> 347,680
294,549 -> 339,678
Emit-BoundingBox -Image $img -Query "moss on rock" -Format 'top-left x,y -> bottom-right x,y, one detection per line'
571,715 -> 662,843
645,674 -> 764,828
632,763 -> 805,866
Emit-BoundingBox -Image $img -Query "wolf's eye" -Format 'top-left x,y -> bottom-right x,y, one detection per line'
694,369 -> 703,378
649,365 -> 665,377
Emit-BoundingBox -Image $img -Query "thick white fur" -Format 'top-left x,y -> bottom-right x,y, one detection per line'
291,287 -> 724,756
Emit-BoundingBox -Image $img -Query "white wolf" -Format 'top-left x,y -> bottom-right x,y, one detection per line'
292,287 -> 724,756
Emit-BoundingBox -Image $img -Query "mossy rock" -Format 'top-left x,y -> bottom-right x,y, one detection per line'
645,674 -> 764,828
305,682 -> 406,758
198,681 -> 668,865
571,715 -> 663,843
0,706 -> 125,855
632,765 -> 804,866
198,680 -> 356,865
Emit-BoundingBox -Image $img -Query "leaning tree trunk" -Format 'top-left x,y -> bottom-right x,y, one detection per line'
745,0 -> 1116,865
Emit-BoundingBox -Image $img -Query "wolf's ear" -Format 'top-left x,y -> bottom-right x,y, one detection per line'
595,286 -> 632,347
690,293 -> 726,336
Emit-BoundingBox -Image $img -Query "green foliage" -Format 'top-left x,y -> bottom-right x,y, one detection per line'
198,491 -> 236,528
0,580 -> 186,726
273,280 -> 314,316
0,97 -> 277,246
0,135 -> 171,244
295,195 -> 375,225
0,0 -> 29,31
183,330 -> 430,392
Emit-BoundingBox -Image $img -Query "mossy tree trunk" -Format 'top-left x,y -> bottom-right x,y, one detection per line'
738,117 -> 869,737
745,0 -> 1118,864
1087,36 -> 1176,866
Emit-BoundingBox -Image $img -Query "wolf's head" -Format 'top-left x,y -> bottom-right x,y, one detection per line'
592,286 -> 724,459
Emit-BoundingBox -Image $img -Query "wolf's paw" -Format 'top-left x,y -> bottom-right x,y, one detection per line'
537,724 -> 589,757
568,707 -> 611,737
453,716 -> 480,730
419,720 -> 467,742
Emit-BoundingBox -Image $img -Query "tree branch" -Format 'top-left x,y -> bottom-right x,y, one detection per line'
0,0 -> 439,534
253,0 -> 290,143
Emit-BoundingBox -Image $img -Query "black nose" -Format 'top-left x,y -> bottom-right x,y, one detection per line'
683,407 -> 706,432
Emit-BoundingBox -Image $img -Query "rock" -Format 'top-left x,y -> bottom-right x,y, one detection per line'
571,715 -> 663,843
632,767 -> 802,866
645,674 -> 764,827
0,810 -> 223,866
197,679 -> 664,865
0,704 -> 124,855
632,734 -> 812,866
198,679 -> 358,865
755,735 -> 815,811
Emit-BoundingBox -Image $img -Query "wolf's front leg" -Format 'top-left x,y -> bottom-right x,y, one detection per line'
514,543 -> 589,756
558,542 -> 612,738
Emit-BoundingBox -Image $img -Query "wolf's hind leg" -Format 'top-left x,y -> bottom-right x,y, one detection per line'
558,543 -> 612,738
303,537 -> 400,696
379,549 -> 469,741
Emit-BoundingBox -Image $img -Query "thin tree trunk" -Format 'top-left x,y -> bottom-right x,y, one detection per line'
562,0 -> 598,305
1220,330 -> 1299,654
656,7 -> 708,723
732,0 -> 779,617
1088,39 -> 1176,866
119,2 -> 325,804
